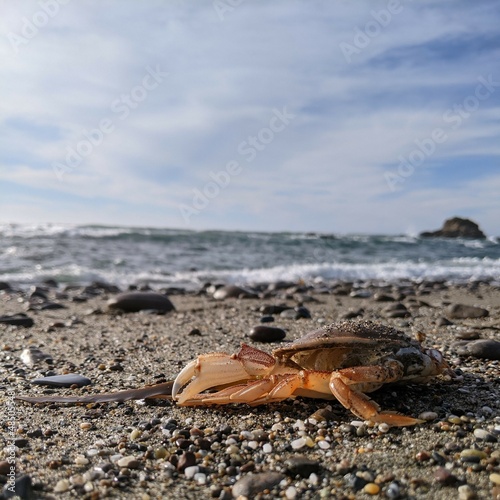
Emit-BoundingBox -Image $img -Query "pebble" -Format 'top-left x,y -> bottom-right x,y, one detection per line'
116,456 -> 141,469
107,291 -> 175,313
291,437 -> 307,450
447,303 -> 489,319
20,347 -> 53,367
456,339 -> 500,360
0,461 -> 10,475
262,443 -> 273,453
260,315 -> 275,323
460,449 -> 487,462
458,484 -> 476,500
232,472 -> 285,498
490,473 -> 500,485
474,428 -> 497,442
364,483 -> 380,495
0,313 -> 34,327
248,325 -> 286,342
54,479 -> 71,492
184,465 -> 199,479
177,451 -> 196,472
285,456 -> 321,477
285,486 -> 298,499
418,411 -> 438,421
74,455 -> 89,465
32,373 -> 91,387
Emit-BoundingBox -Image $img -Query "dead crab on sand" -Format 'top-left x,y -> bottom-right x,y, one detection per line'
172,321 -> 452,426
17,321 -> 452,426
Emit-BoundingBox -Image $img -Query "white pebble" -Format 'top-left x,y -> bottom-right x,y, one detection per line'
74,455 -> 89,465
240,430 -> 254,439
378,423 -> 390,433
54,479 -> 71,492
247,440 -> 259,450
263,443 -> 273,453
291,437 -> 306,450
350,420 -> 364,427
285,486 -> 297,499
418,411 -> 438,421
86,448 -> 99,457
271,423 -> 284,431
318,440 -> 330,450
184,465 -> 199,479
110,454 -> 123,463
293,419 -> 306,430
309,473 -> 319,486
194,472 -> 207,485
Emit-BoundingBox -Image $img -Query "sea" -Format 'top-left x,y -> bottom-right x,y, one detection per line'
1,223 -> 499,291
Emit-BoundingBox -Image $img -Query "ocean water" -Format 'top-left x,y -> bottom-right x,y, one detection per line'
0,223 -> 499,290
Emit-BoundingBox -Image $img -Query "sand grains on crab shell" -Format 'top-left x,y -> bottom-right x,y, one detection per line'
173,321 -> 453,427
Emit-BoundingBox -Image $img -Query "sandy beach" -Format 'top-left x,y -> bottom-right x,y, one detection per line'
1,280 -> 499,499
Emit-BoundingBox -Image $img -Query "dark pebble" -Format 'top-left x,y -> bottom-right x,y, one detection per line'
260,304 -> 292,315
0,461 -> 10,475
285,456 -> 321,478
280,306 -> 311,320
455,339 -> 500,360
383,303 -> 410,318
36,302 -> 66,310
2,474 -> 33,499
455,330 -> 481,340
107,292 -> 175,313
373,293 -> 395,302
249,326 -> 286,343
343,472 -> 367,491
436,317 -> 453,326
259,315 -> 274,323
32,374 -> 92,388
0,314 -> 34,328
14,438 -> 29,448
232,472 -> 285,498
188,328 -> 202,336
447,303 -> 489,319
177,451 -> 196,472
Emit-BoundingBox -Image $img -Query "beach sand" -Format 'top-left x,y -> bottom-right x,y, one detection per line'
1,281 -> 499,499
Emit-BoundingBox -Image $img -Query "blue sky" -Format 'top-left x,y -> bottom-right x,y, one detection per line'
0,0 -> 499,235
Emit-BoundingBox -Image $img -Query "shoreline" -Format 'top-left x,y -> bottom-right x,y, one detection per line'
0,279 -> 499,499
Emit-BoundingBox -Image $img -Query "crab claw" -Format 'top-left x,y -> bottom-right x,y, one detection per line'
172,344 -> 276,405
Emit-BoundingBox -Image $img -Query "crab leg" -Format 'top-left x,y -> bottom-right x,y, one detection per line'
329,363 -> 424,426
173,344 -> 276,405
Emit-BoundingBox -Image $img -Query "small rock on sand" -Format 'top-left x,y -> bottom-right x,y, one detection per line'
447,303 -> 489,319
107,292 -> 175,313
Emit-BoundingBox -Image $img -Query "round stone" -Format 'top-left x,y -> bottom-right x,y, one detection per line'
249,326 -> 286,342
107,292 -> 175,313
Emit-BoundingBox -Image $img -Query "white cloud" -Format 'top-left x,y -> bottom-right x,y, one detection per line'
0,0 -> 499,233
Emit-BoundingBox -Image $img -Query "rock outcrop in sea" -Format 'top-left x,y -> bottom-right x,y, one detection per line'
420,217 -> 486,239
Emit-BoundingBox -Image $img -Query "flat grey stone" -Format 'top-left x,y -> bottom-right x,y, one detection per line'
32,373 -> 92,387
232,472 -> 284,498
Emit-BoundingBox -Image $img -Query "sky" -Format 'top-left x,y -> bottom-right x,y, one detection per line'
0,0 -> 499,235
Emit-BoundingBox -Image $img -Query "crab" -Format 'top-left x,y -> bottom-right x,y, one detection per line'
172,321 -> 452,426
